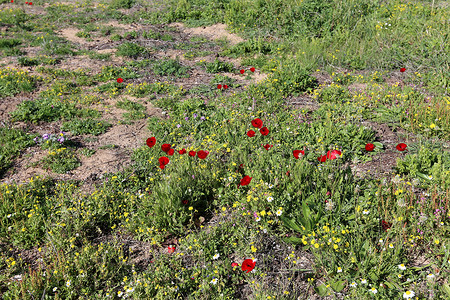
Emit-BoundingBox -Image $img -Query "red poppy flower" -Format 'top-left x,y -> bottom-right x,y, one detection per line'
251,118 -> 263,129
293,150 -> 305,159
381,220 -> 392,232
189,151 -> 196,157
178,149 -> 186,154
11,0 -> 14,2
231,262 -> 239,267
240,175 -> 252,186
29,1 -> 32,4
217,84 -> 222,89
365,143 -> 375,152
167,148 -> 175,156
159,164 -> 165,169
396,143 -> 407,151
223,85 -> 228,89
263,144 -> 273,151
197,150 -> 209,159
400,68 -> 406,73
247,130 -> 255,137
241,259 -> 255,273
250,67 -> 255,73
159,156 -> 170,166
146,137 -> 156,148
25,1 -> 28,3
260,127 -> 269,136
161,143 -> 171,153
240,69 -> 245,74
117,78 -> 123,83
318,155 -> 327,162
326,150 -> 342,160
168,245 -> 176,253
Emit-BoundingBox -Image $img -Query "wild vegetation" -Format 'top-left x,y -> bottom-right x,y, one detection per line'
0,0 -> 449,299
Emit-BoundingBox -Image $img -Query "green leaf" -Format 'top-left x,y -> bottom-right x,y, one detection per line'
279,216 -> 302,232
369,271 -> 379,281
384,281 -> 395,289
330,280 -> 346,292
346,213 -> 356,221
314,283 -> 328,297
442,284 -> 450,297
373,142 -> 384,149
282,236 -> 303,245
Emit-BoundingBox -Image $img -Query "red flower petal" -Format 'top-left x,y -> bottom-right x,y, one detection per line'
188,151 -> 196,157
260,127 -> 269,136
223,85 -> 228,89
167,148 -> 175,156
159,164 -> 165,169
293,150 -> 305,159
231,262 -> 239,267
400,68 -> 406,73
326,150 -> 342,160
217,84 -> 222,89
168,246 -> 176,253
247,130 -> 255,137
240,69 -> 245,74
241,259 -> 255,273
146,137 -> 156,148
240,175 -> 252,186
263,144 -> 272,151
161,143 -> 171,153
178,149 -> 186,154
381,220 -> 392,232
318,155 -> 327,162
251,118 -> 263,129
365,143 -> 375,152
396,143 -> 407,151
250,67 -> 255,73
197,150 -> 209,159
158,156 -> 170,166
117,78 -> 123,83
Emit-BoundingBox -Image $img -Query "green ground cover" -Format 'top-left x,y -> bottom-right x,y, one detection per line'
0,0 -> 449,299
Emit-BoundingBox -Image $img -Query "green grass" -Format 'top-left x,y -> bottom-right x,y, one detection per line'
61,119 -> 112,136
0,126 -> 36,178
0,67 -> 38,98
1,0 -> 450,299
152,58 -> 190,78
116,42 -> 149,58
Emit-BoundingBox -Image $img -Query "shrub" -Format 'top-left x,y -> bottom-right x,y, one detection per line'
61,119 -> 112,136
116,42 -> 148,58
153,59 -> 189,78
110,0 -> 135,9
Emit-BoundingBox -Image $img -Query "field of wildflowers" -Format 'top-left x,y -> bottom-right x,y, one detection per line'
1,0 -> 450,299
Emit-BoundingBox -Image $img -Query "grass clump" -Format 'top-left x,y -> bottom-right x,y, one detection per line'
202,59 -> 234,73
10,97 -> 100,123
0,126 -> 36,178
0,67 -> 38,97
61,119 -> 112,136
110,0 -> 135,9
116,98 -> 147,121
116,42 -> 149,58
152,59 -> 190,78
41,147 -> 80,174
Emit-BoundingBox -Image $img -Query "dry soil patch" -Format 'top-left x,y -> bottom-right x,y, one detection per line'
169,23 -> 245,45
